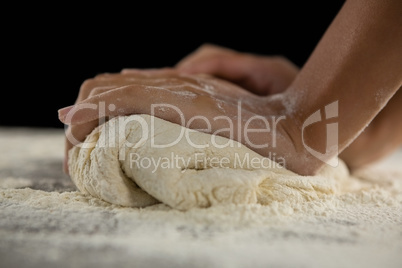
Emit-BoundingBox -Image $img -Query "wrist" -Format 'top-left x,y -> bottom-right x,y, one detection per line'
258,93 -> 325,175
280,90 -> 336,174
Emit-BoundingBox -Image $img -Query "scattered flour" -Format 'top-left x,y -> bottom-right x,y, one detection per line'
0,126 -> 401,267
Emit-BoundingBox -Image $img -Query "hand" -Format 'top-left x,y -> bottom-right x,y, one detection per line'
176,45 -> 402,170
58,70 -> 307,175
175,44 -> 299,95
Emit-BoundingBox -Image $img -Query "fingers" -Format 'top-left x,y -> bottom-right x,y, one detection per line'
60,83 -> 209,172
176,43 -> 300,95
58,74 -> 254,127
59,73 -> 205,132
60,84 -> 187,125
75,78 -> 121,105
178,50 -> 266,94
62,82 -> 125,173
76,72 -> 176,104
59,68 -> 261,174
176,44 -> 235,68
176,44 -> 272,94
176,44 -> 241,75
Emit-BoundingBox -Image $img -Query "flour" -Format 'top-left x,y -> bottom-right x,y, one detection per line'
1,127 -> 401,268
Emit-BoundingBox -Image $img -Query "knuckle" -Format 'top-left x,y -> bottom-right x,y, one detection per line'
94,72 -> 114,80
80,78 -> 96,90
199,43 -> 220,51
270,56 -> 299,71
120,85 -> 134,95
88,87 -> 105,97
271,55 -> 290,64
79,79 -> 98,95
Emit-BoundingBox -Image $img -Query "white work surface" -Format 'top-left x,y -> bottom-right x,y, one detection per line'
0,127 -> 401,268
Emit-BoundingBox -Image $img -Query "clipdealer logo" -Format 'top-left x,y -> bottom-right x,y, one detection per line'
302,101 -> 339,167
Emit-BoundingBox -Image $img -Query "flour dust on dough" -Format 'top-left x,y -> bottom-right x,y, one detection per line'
69,115 -> 350,210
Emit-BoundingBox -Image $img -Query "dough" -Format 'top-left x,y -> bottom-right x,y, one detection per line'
69,115 -> 348,210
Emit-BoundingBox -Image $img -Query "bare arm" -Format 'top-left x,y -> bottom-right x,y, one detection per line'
282,0 -> 402,174
340,87 -> 402,169
59,0 -> 401,176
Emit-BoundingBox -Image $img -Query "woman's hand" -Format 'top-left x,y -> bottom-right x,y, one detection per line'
58,71 -> 306,175
175,44 -> 299,95
175,44 -> 402,170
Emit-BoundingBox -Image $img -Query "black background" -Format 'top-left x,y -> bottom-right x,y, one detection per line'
2,2 -> 345,129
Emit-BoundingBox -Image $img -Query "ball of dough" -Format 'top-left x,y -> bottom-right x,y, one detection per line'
69,115 -> 346,210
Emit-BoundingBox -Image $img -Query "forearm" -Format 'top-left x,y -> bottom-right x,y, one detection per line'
283,0 -> 402,174
340,87 -> 402,169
